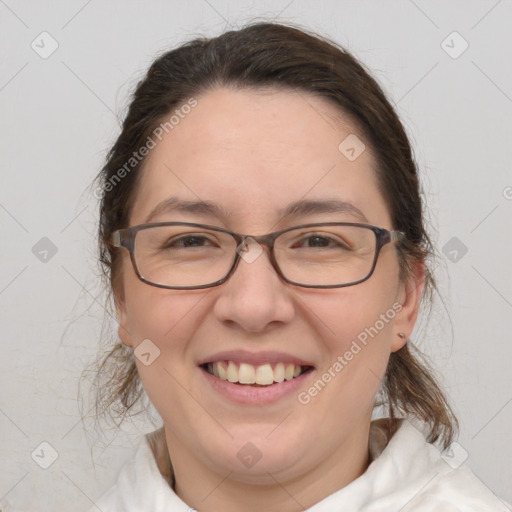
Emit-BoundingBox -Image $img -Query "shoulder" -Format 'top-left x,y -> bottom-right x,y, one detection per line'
309,419 -> 510,511
87,429 -> 187,512
368,419 -> 510,511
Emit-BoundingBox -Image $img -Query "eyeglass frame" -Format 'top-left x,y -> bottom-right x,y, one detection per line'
111,221 -> 405,290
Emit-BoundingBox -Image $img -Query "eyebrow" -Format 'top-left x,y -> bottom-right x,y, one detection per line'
144,197 -> 230,223
279,198 -> 369,224
143,197 -> 368,224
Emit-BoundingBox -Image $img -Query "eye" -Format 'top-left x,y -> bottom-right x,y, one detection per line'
300,235 -> 334,248
292,233 -> 351,250
163,233 -> 218,249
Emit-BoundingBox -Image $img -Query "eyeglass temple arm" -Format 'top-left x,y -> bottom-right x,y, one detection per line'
390,230 -> 406,243
111,230 -> 122,247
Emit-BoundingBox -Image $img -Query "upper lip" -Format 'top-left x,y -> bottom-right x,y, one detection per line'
197,350 -> 314,367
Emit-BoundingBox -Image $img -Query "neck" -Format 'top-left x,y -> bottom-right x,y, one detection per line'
157,419 -> 373,512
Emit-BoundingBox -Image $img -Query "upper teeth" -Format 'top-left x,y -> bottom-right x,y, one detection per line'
206,361 -> 303,386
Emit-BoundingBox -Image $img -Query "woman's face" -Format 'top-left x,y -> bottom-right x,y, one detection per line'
116,87 -> 421,486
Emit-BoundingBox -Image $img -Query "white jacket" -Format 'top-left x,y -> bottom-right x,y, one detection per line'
89,420 -> 510,511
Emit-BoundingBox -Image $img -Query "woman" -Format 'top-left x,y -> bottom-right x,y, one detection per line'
89,21 -> 509,511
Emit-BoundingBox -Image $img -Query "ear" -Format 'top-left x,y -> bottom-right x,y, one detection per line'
115,294 -> 134,348
391,262 -> 424,352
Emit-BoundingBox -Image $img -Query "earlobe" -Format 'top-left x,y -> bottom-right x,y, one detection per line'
391,262 -> 424,352
115,297 -> 134,348
118,322 -> 133,348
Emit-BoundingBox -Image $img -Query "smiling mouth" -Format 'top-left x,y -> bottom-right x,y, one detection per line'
201,361 -> 313,386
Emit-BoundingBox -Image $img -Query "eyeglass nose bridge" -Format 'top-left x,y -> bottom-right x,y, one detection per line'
229,232 -> 286,282
234,232 -> 273,260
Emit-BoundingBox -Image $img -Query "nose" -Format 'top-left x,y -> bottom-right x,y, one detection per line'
212,239 -> 295,333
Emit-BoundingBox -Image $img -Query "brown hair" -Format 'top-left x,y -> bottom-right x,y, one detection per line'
90,21 -> 457,448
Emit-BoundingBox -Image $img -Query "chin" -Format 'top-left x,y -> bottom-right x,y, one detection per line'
199,425 -> 309,479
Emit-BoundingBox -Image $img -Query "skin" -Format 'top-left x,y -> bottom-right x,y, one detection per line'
116,87 -> 423,511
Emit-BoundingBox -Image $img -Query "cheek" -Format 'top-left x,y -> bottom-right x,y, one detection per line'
313,277 -> 399,355
121,270 -> 209,382
321,299 -> 396,393
122,265 -> 206,344
300,275 -> 400,411
122,283 -> 212,427
296,305 -> 394,439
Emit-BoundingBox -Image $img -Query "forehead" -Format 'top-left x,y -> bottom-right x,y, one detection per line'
130,87 -> 391,230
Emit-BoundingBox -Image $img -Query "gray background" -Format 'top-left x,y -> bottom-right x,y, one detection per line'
1,1 -> 511,510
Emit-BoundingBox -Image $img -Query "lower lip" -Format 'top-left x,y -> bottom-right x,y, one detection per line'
199,366 -> 314,404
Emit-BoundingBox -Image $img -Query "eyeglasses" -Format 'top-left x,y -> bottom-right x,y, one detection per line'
111,222 -> 405,290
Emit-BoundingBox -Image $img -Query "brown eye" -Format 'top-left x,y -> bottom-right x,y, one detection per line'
164,234 -> 215,249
